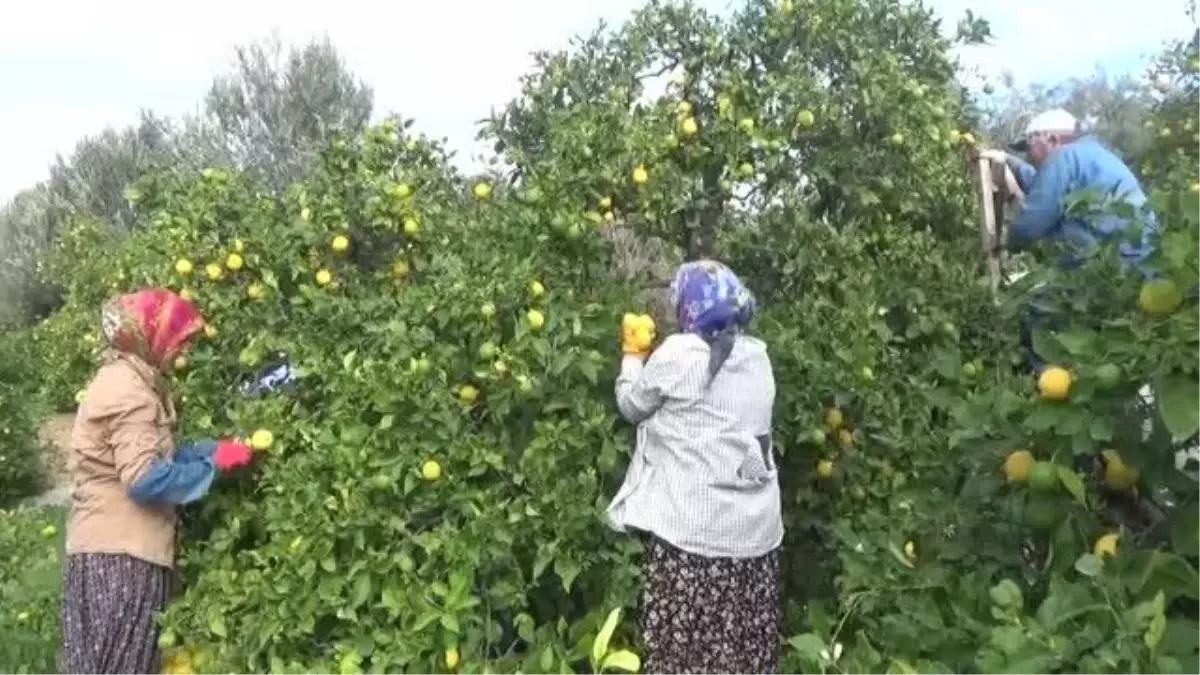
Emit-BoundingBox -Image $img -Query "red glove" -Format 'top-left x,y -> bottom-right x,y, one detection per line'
213,440 -> 253,471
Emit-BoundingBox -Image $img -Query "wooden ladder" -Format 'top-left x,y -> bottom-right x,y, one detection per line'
975,157 -> 1025,303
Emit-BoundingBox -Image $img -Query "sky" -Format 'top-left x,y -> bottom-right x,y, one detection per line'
0,0 -> 1193,204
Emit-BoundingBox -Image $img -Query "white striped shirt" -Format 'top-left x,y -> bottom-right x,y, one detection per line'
606,333 -> 783,558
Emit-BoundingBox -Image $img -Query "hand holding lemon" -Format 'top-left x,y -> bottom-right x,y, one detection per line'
621,313 -> 657,357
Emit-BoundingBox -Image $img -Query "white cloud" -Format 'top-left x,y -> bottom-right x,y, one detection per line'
0,0 -> 1192,203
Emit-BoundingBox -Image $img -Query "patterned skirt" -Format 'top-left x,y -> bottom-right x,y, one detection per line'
640,536 -> 782,674
60,553 -> 174,675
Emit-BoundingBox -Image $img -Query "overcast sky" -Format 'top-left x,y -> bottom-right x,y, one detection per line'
0,0 -> 1192,203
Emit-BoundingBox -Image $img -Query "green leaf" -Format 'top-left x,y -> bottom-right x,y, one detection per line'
887,541 -> 915,569
208,613 -> 228,638
1155,374 -> 1200,440
1057,466 -> 1087,506
1170,507 -> 1199,555
988,579 -> 1024,609
600,650 -> 641,673
593,607 -> 622,666
1056,328 -> 1096,355
350,574 -> 372,608
786,632 -> 826,662
555,555 -> 581,593
1075,553 -> 1104,577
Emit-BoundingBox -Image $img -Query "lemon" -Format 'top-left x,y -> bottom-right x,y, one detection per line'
810,428 -> 827,444
526,309 -> 546,330
677,100 -> 692,115
632,165 -> 649,185
838,429 -> 853,447
459,385 -> 479,405
796,109 -> 815,128
422,460 -> 443,481
1101,449 -> 1139,492
158,630 -> 177,649
948,129 -> 961,143
493,359 -> 508,375
816,459 -> 834,478
1138,278 -> 1183,316
315,269 -> 333,286
172,356 -> 188,372
738,162 -> 755,179
225,253 -> 244,271
233,238 -> 245,252
41,524 -> 57,537
890,133 -> 905,146
332,235 -> 350,252
1028,462 -> 1058,492
598,196 -> 612,210
473,182 -> 492,200
250,429 -> 274,451
680,117 -> 699,137
247,282 -> 265,300
205,263 -> 223,281
175,259 -> 194,276
403,218 -> 420,236
962,132 -> 976,145
825,408 -> 844,429
529,280 -> 545,298
445,647 -> 460,670
516,374 -> 533,392
738,117 -> 755,133
393,259 -> 411,278
1024,495 -> 1063,531
179,288 -> 195,302
1003,450 -> 1035,482
904,540 -> 916,561
479,342 -> 498,359
203,323 -> 217,339
480,302 -> 496,318
1038,366 -> 1072,401
1094,532 -> 1119,558
1095,363 -> 1122,389
392,182 -> 412,199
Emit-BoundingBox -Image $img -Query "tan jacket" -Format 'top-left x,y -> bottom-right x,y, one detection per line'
67,354 -> 180,568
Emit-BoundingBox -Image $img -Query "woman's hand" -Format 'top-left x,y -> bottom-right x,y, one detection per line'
212,439 -> 253,471
621,313 -> 657,358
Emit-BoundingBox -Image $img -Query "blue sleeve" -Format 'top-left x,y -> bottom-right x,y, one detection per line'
1005,156 -> 1037,193
173,439 -> 217,463
1010,153 -> 1072,248
128,455 -> 217,505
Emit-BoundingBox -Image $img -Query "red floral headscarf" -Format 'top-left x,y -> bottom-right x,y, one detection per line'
100,289 -> 204,370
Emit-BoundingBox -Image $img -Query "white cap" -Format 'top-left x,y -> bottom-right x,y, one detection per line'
1011,108 -> 1079,150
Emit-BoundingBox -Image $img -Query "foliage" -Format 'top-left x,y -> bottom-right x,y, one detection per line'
0,333 -> 49,507
0,506 -> 66,674
0,36 -> 374,325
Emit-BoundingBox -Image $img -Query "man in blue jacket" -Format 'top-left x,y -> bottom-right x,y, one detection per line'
980,108 -> 1158,372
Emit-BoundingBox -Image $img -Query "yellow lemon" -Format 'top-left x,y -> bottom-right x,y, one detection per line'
1038,366 -> 1072,401
529,280 -> 545,297
632,165 -> 649,185
825,408 -> 844,429
250,429 -> 274,451
816,459 -> 834,479
422,460 -> 443,481
393,259 -> 410,278
205,263 -> 223,281
247,282 -> 265,300
680,117 -> 699,137
459,385 -> 479,405
526,309 -> 546,330
203,323 -> 217,339
904,540 -> 916,561
225,253 -> 244,271
838,429 -> 853,447
948,129 -> 961,143
172,356 -> 188,372
1003,450 -> 1035,482
962,132 -> 976,146
331,235 -> 350,252
598,196 -> 612,210
1138,278 -> 1183,316
473,182 -> 492,200
392,182 -> 412,199
445,647 -> 460,670
175,258 -> 194,275
1094,532 -> 1119,558
315,269 -> 333,286
738,117 -> 755,132
796,109 -> 815,128
890,132 -> 905,146
677,100 -> 692,115
1101,449 -> 1139,492
403,218 -> 420,236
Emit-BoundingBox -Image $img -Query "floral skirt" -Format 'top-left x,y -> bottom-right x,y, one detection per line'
640,536 -> 782,674
60,553 -> 174,675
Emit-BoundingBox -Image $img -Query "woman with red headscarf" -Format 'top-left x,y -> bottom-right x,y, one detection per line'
60,289 -> 252,675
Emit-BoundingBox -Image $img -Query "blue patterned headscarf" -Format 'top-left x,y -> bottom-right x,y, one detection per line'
671,260 -> 756,378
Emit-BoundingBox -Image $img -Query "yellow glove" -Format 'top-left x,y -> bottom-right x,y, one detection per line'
621,313 -> 656,356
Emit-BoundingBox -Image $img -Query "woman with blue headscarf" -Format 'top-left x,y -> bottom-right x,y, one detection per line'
607,260 -> 782,674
